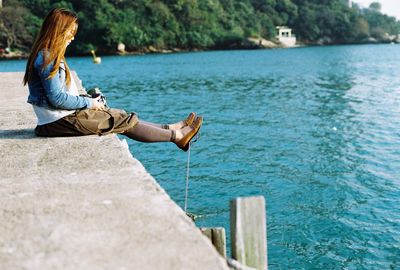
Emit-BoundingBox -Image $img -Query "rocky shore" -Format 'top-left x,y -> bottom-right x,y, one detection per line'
1,36 -> 399,60
0,49 -> 28,60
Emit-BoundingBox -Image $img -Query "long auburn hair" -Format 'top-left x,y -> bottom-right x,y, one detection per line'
23,8 -> 78,87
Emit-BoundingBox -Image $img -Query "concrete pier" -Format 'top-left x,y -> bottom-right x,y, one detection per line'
0,72 -> 229,270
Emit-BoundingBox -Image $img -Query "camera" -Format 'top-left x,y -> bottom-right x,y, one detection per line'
87,87 -> 108,107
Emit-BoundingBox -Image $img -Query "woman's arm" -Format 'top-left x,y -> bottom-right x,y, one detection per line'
35,53 -> 93,110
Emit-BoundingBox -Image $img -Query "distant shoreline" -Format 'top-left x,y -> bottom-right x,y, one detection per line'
1,39 -> 399,60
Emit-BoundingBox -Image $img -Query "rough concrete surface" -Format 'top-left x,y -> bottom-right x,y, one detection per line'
0,72 -> 229,270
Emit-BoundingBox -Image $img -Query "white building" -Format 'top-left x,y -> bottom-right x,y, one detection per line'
276,26 -> 296,47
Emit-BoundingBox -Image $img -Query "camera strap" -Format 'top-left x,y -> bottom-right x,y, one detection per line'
184,133 -> 200,221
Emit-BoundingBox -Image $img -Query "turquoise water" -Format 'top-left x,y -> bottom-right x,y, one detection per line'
2,45 -> 400,269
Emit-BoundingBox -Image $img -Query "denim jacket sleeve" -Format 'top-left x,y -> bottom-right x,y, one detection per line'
35,52 -> 93,110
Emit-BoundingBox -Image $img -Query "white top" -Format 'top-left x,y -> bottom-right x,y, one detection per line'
32,75 -> 80,125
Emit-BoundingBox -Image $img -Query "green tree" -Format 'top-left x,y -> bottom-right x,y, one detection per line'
7,0 -> 400,54
369,2 -> 381,12
0,0 -> 34,49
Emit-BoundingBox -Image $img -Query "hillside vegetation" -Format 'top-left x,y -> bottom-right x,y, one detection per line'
1,0 -> 399,55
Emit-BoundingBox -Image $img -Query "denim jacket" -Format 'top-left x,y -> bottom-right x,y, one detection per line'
27,50 -> 92,110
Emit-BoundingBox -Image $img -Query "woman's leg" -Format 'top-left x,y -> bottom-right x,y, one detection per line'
121,117 -> 202,144
138,121 -> 167,130
140,112 -> 196,130
123,121 -> 174,142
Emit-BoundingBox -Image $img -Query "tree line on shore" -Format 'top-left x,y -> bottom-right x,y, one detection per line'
1,0 -> 400,56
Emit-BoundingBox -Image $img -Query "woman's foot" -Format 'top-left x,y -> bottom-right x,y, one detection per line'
175,116 -> 203,151
167,112 -> 196,130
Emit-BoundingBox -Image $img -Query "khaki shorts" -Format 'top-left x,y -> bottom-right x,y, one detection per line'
35,108 -> 138,137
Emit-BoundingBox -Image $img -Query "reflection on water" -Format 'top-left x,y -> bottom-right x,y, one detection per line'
1,45 -> 399,269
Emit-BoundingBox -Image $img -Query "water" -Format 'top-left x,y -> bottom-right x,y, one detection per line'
2,44 -> 400,269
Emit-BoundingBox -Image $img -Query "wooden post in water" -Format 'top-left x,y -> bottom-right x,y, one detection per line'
200,227 -> 227,258
230,196 -> 267,270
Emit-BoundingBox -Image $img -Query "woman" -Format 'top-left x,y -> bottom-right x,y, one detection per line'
23,8 -> 202,151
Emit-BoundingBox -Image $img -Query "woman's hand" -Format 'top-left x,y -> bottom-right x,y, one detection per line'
91,96 -> 105,111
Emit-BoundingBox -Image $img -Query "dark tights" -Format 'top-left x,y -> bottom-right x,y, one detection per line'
123,121 -> 175,143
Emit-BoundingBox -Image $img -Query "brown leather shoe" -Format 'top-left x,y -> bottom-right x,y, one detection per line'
176,116 -> 203,151
183,112 -> 196,126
